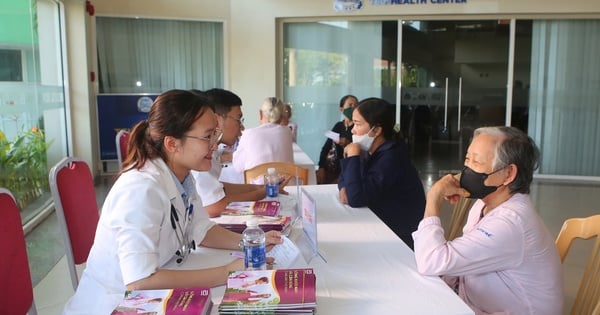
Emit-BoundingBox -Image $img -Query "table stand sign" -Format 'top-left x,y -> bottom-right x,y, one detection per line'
299,187 -> 326,264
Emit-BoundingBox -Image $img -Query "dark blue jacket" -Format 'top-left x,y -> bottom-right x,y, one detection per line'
338,140 -> 425,249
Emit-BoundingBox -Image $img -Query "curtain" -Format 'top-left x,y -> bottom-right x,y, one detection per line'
96,17 -> 223,93
529,20 -> 600,176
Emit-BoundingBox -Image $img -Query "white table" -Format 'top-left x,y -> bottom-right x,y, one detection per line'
219,143 -> 317,185
176,185 -> 474,315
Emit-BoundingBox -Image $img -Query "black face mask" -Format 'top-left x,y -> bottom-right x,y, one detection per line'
460,166 -> 504,199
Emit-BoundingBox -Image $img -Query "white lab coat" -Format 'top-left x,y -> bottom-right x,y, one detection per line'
192,150 -> 226,207
63,158 -> 215,314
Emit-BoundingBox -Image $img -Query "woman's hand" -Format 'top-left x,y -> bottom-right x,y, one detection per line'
278,175 -> 292,194
344,143 -> 361,158
424,174 -> 469,218
265,230 -> 283,247
428,174 -> 469,205
226,257 -> 245,272
339,187 -> 348,204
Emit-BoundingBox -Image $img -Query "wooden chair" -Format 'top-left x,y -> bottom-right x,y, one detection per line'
244,162 -> 309,186
115,129 -> 130,170
593,300 -> 600,315
555,214 -> 600,315
445,196 -> 476,241
0,188 -> 37,315
49,157 -> 100,290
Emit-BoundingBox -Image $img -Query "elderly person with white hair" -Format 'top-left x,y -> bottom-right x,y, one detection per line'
232,97 -> 294,174
413,126 -> 563,315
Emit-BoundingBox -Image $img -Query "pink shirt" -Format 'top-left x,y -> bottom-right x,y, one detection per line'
413,193 -> 563,315
232,123 -> 294,173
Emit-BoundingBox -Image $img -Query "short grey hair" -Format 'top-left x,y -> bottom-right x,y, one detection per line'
260,97 -> 284,123
473,126 -> 540,194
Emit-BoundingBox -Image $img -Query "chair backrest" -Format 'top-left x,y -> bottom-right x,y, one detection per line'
116,129 -> 130,169
0,188 -> 37,315
445,196 -> 476,241
593,300 -> 600,315
555,214 -> 600,315
244,162 -> 309,186
49,157 -> 100,290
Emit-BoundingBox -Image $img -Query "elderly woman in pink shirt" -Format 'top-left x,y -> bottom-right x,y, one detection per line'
232,97 -> 294,174
413,126 -> 563,315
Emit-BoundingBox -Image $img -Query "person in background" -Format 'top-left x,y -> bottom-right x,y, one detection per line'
191,89 -> 287,217
412,126 -> 563,315
232,97 -> 294,174
338,97 -> 425,250
63,90 -> 282,314
316,94 -> 358,184
280,103 -> 297,142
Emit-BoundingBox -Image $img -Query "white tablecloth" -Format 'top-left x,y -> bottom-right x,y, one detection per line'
172,184 -> 474,315
219,143 -> 317,185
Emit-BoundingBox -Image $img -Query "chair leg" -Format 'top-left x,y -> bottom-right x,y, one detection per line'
28,301 -> 38,315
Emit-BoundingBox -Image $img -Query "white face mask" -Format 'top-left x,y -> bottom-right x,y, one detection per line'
352,126 -> 376,151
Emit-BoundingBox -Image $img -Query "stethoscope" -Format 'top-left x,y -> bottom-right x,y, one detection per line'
170,200 -> 196,264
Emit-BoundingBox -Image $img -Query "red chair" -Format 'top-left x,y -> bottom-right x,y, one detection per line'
0,188 -> 37,315
115,129 -> 130,170
49,157 -> 100,291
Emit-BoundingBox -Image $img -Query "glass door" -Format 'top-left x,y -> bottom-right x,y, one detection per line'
399,20 -> 510,177
282,21 -> 390,163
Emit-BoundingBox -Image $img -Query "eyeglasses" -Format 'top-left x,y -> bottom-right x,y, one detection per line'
224,115 -> 244,125
183,129 -> 223,146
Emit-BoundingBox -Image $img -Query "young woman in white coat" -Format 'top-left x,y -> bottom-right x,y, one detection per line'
63,90 -> 282,314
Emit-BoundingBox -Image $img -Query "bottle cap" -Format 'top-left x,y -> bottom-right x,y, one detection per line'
267,167 -> 276,175
246,218 -> 259,227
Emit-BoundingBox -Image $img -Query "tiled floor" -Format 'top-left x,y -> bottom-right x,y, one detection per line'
28,171 -> 599,315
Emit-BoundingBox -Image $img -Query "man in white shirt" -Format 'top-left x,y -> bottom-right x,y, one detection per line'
232,97 -> 294,174
191,89 -> 268,217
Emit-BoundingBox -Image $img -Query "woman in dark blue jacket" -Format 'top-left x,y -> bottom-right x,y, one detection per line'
338,97 -> 425,250
316,94 -> 358,184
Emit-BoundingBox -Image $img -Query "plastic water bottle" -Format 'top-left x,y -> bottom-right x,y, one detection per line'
265,167 -> 279,200
242,219 -> 266,270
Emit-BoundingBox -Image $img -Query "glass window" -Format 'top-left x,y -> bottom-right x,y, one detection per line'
0,49 -> 23,81
283,18 -> 600,179
0,0 -> 68,221
96,17 -> 224,93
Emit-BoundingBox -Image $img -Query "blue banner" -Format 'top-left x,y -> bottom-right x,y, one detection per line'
97,94 -> 158,160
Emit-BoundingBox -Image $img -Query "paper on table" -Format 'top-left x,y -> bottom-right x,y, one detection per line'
231,235 -> 300,268
324,130 -> 340,142
267,235 -> 301,268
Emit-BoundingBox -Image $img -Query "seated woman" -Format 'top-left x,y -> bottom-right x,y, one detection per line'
280,103 -> 297,142
338,97 -> 425,250
317,94 -> 358,184
413,126 -> 563,314
232,97 -> 294,174
63,90 -> 282,314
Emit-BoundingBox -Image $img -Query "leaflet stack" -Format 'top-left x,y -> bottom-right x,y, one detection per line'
219,268 -> 316,314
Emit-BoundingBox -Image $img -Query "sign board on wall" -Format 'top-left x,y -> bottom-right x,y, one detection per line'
97,94 -> 158,160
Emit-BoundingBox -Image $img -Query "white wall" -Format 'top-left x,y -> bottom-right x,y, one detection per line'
64,0 -> 95,169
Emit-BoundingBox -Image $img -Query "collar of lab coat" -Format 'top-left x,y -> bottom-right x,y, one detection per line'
145,158 -> 187,212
